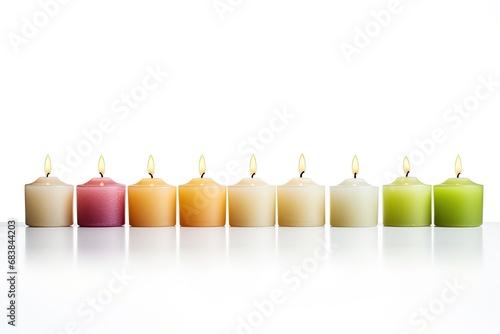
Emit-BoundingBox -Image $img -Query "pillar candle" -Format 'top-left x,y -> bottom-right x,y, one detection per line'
383,156 -> 431,227
434,155 -> 483,227
277,154 -> 325,227
77,155 -> 125,227
178,155 -> 226,227
228,155 -> 275,227
330,155 -> 378,227
25,155 -> 73,227
128,155 -> 176,227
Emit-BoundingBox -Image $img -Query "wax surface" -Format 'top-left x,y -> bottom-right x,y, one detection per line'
77,177 -> 125,227
330,178 -> 378,227
228,178 -> 275,227
25,177 -> 73,227
179,178 -> 226,227
434,178 -> 483,227
383,177 -> 431,227
277,178 -> 325,227
128,178 -> 176,227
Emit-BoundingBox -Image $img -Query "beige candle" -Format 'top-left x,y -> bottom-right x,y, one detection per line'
128,155 -> 176,227
277,154 -> 325,227
25,155 -> 73,227
179,155 -> 226,227
228,155 -> 275,227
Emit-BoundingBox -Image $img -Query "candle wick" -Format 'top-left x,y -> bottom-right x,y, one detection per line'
46,173 -> 50,177
149,173 -> 153,178
300,171 -> 304,178
251,173 -> 255,178
405,171 -> 409,177
457,173 -> 460,178
354,173 -> 357,179
201,173 -> 205,178
100,172 -> 103,178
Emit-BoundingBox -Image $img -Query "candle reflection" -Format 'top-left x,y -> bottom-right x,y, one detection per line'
382,227 -> 432,269
434,227 -> 483,271
77,227 -> 126,270
129,227 -> 176,273
329,227 -> 378,270
25,227 -> 74,271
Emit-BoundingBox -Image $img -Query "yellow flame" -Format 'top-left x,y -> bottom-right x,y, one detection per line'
455,155 -> 462,176
403,156 -> 410,176
199,155 -> 206,176
250,154 -> 257,176
299,154 -> 306,175
44,155 -> 51,176
148,155 -> 155,176
352,155 -> 359,176
98,155 -> 105,176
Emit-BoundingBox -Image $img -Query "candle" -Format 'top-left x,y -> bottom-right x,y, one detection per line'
433,155 -> 483,227
330,155 -> 378,227
128,155 -> 176,227
228,155 -> 275,227
383,156 -> 431,227
178,155 -> 226,227
77,155 -> 125,227
25,155 -> 73,227
277,154 -> 325,226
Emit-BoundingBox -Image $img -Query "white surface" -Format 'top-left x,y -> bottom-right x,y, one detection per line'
1,0 -> 500,333
0,222 -> 498,334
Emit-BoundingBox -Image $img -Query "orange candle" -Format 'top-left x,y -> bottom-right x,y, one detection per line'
179,155 -> 226,227
128,155 -> 176,227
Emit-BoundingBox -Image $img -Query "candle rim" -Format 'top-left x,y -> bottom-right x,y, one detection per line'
25,176 -> 72,187
77,177 -> 125,187
435,177 -> 482,187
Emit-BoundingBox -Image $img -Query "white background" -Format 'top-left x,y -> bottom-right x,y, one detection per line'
1,0 -> 500,333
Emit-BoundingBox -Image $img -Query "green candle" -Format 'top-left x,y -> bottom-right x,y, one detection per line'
383,157 -> 431,227
434,156 -> 483,227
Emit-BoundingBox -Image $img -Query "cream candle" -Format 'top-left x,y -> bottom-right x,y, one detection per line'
77,155 -> 125,227
25,155 -> 73,227
178,155 -> 226,227
330,155 -> 378,227
277,154 -> 325,227
383,156 -> 431,227
228,155 -> 275,227
434,155 -> 483,227
128,155 -> 176,227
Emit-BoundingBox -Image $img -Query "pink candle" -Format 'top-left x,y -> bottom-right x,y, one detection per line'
77,155 -> 125,227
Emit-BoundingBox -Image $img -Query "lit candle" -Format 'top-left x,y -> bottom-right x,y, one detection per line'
178,155 -> 226,227
228,155 -> 275,227
25,155 -> 73,227
277,154 -> 325,226
330,155 -> 378,227
128,155 -> 176,227
383,156 -> 431,227
433,155 -> 483,227
77,155 -> 125,227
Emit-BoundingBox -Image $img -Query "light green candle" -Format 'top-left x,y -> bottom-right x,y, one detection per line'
434,156 -> 483,227
383,156 -> 431,227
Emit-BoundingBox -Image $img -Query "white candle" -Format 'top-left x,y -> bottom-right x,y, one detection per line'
25,155 -> 73,227
330,155 -> 378,227
228,155 -> 275,227
277,154 -> 325,227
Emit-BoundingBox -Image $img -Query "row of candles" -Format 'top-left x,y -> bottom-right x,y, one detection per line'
25,154 -> 483,228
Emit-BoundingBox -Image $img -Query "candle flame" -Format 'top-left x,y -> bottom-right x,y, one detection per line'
352,155 -> 359,177
199,155 -> 206,177
299,154 -> 306,177
455,155 -> 462,177
250,154 -> 257,177
148,155 -> 155,177
403,156 -> 410,176
98,155 -> 105,176
44,155 -> 51,176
